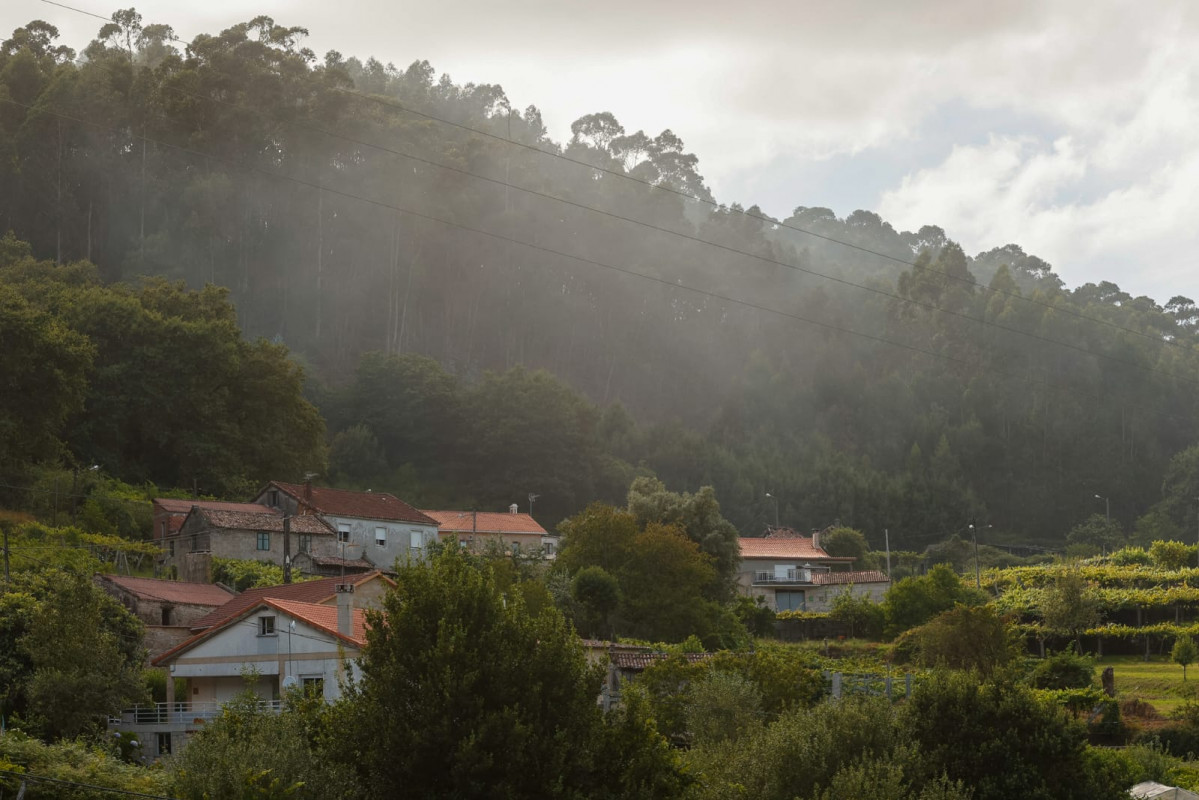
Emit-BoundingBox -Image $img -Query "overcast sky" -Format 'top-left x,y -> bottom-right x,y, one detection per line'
8,0 -> 1197,302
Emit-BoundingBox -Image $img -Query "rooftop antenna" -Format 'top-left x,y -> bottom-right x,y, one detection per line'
528,493 -> 540,518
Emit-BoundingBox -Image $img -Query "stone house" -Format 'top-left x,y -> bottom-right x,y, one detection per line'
252,481 -> 440,571
737,528 -> 890,612
93,574 -> 237,658
421,505 -> 559,557
165,506 -> 338,583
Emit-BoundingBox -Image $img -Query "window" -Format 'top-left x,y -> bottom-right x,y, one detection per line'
409,530 -> 423,550
258,615 -> 276,636
775,591 -> 805,612
301,676 -> 325,697
161,607 -> 172,626
157,732 -> 172,756
376,527 -> 387,547
257,531 -> 270,551
543,541 -> 556,557
298,533 -> 311,554
337,523 -> 351,543
168,540 -> 175,557
511,542 -> 521,556
268,489 -> 279,507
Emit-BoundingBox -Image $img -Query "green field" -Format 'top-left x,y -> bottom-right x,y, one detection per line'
1095,655 -> 1199,716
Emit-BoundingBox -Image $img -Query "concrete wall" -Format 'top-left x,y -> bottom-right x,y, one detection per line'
165,514 -> 339,577
323,514 -> 438,571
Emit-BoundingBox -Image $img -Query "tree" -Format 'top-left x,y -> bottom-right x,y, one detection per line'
684,670 -> 763,746
820,526 -> 878,570
570,566 -> 621,639
626,477 -> 740,597
884,565 -> 982,638
904,605 -> 1016,677
829,589 -> 885,640
617,523 -> 721,644
1040,570 -> 1102,653
1174,636 -> 1198,681
20,571 -> 147,738
333,545 -> 683,799
1149,539 -> 1193,571
1066,514 -> 1124,556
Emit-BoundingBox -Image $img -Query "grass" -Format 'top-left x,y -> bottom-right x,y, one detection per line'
1095,654 -> 1199,715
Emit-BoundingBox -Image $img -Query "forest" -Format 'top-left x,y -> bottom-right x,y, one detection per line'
2,11 -> 1199,546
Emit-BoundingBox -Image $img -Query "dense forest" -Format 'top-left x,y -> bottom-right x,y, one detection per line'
2,11 -> 1199,546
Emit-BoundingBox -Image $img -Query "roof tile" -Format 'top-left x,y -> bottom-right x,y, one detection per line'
189,571 -> 391,631
811,570 -> 891,585
97,575 -> 236,607
422,510 -> 548,536
272,482 -> 437,526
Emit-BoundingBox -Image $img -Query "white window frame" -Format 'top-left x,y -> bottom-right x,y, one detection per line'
375,526 -> 387,547
409,530 -> 423,550
258,615 -> 276,636
337,523 -> 351,543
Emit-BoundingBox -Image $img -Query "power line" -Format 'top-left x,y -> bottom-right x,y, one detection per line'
155,83 -> 1199,389
32,0 -> 1194,355
2,98 -> 1189,438
2,97 -> 1195,433
0,767 -> 178,799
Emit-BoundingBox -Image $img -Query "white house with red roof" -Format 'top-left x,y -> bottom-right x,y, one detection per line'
253,481 -> 440,571
421,504 -> 558,557
111,572 -> 390,761
737,527 -> 890,613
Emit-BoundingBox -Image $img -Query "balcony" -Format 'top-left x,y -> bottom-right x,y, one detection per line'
753,569 -> 812,585
109,700 -> 281,727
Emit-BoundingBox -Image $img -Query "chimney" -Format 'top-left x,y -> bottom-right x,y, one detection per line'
509,503 -> 518,515
336,582 -> 354,637
303,479 -> 313,503
812,529 -> 821,550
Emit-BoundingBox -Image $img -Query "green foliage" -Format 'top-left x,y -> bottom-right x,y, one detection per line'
170,689 -> 350,800
1066,514 -> 1125,556
20,572 -> 148,739
820,527 -> 878,570
558,502 -> 738,645
1029,650 -> 1096,690
1108,546 -> 1152,566
1039,569 -> 1102,648
211,558 -> 314,591
905,605 -> 1017,676
899,671 -> 1124,800
731,594 -> 777,638
1173,635 -> 1198,681
332,545 -> 683,798
684,669 -> 764,746
884,564 -> 982,638
570,565 -> 621,639
0,730 -> 172,799
829,589 -> 886,640
1151,540 -> 1194,571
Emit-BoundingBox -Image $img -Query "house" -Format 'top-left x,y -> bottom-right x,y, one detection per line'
421,504 -> 558,557
737,527 -> 890,612
111,571 -> 391,761
164,506 -> 338,583
253,481 -> 440,570
93,575 -> 237,658
152,498 -> 282,546
1130,782 -> 1199,800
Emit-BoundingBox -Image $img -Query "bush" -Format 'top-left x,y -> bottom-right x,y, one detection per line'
1108,547 -> 1152,566
1029,649 -> 1096,690
1151,540 -> 1194,571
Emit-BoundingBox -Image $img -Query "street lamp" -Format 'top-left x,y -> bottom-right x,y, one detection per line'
1094,494 -> 1110,525
765,493 -> 779,529
968,523 -> 992,590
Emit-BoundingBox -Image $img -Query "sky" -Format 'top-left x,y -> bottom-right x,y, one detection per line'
7,0 -> 1198,302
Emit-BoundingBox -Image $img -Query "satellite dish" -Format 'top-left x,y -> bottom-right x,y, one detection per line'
281,675 -> 299,690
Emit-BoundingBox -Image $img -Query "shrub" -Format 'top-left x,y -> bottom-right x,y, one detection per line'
1029,649 -> 1096,690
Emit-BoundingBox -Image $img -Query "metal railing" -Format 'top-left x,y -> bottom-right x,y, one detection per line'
753,570 -> 811,584
109,699 -> 281,726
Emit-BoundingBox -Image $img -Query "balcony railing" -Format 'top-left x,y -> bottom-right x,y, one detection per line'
753,570 -> 812,584
109,700 -> 281,726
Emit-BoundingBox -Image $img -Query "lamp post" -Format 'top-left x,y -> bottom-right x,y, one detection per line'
1094,494 -> 1110,525
968,523 -> 993,590
765,492 -> 779,529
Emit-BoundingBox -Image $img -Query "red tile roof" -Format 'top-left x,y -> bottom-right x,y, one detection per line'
96,575 -> 236,607
738,536 -> 849,560
269,599 -> 368,646
192,508 -> 333,534
421,510 -> 548,536
270,482 -> 437,526
812,570 -> 891,586
610,652 -> 712,671
189,571 -> 392,631
153,598 -> 367,666
155,499 -> 277,515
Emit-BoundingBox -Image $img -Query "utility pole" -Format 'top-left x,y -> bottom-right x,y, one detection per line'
2,524 -> 9,586
766,493 -> 779,529
884,528 -> 892,578
969,523 -> 980,590
282,516 -> 292,584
